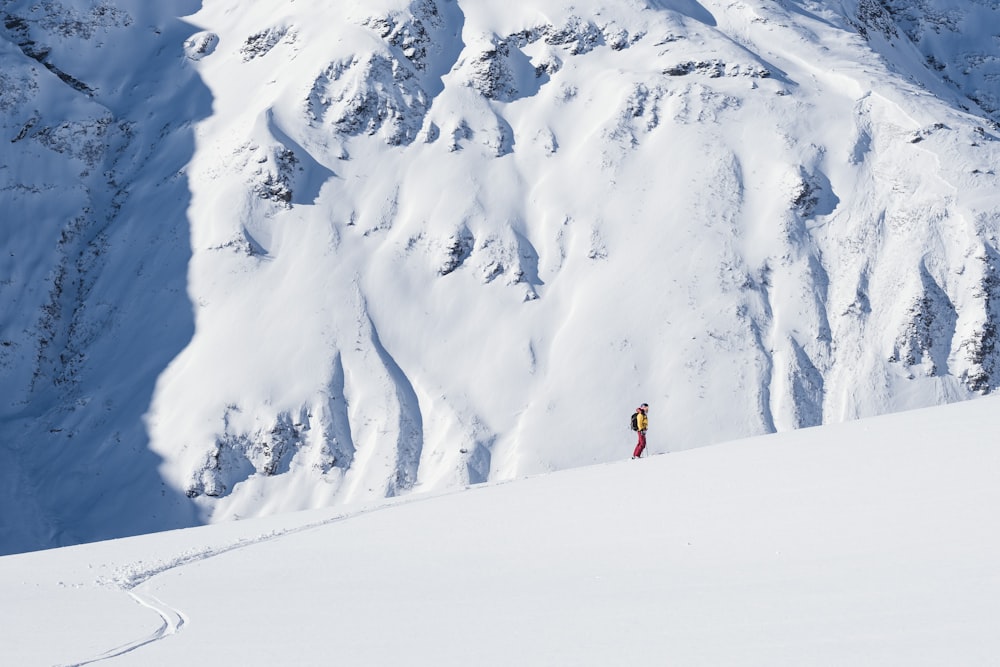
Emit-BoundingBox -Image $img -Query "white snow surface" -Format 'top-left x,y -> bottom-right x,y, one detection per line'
2,0 -> 1000,553
2,396 -> 999,665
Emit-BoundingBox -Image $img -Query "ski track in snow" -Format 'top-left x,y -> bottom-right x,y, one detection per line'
66,592 -> 186,667
60,498 -> 415,666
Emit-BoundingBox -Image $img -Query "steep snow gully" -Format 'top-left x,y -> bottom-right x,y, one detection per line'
2,0 -> 1000,554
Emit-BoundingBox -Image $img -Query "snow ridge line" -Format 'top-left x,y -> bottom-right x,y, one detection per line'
63,502 -> 398,666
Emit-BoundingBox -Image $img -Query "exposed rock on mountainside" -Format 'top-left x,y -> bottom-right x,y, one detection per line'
855,0 -> 1000,124
308,54 -> 429,146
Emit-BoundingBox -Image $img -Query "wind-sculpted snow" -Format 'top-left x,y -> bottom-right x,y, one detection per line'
2,0 -> 1000,553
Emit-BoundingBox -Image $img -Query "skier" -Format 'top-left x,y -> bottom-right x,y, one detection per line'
632,403 -> 649,459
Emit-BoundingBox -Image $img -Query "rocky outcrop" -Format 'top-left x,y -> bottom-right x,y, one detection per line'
308,53 -> 429,146
958,247 -> 1000,393
187,411 -> 305,498
855,0 -> 1000,124
889,266 -> 956,378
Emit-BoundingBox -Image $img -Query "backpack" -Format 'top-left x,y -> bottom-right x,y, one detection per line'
630,412 -> 639,431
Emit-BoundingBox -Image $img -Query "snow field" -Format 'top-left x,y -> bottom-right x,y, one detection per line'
3,395 -> 999,665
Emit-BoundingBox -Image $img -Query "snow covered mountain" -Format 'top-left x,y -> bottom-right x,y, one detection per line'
1,0 -> 999,554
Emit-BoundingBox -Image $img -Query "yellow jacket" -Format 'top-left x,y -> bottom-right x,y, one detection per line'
636,410 -> 648,432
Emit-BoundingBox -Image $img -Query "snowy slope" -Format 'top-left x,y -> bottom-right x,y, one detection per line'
2,0 -> 1000,553
2,397 -> 999,666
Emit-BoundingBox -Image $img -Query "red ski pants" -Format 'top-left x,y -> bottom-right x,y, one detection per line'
633,430 -> 647,458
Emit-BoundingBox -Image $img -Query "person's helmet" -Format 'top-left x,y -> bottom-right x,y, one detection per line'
640,403 -> 648,411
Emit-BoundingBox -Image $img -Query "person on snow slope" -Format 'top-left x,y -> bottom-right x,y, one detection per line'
632,403 -> 649,459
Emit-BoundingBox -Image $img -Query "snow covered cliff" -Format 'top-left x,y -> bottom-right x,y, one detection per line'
1,0 -> 998,553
